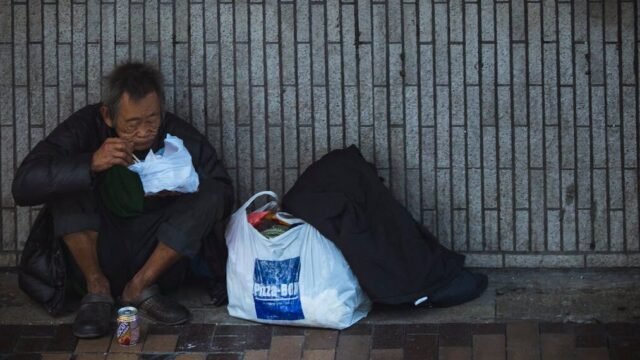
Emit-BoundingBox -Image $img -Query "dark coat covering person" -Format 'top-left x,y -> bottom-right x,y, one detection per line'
282,145 -> 487,307
12,62 -> 234,339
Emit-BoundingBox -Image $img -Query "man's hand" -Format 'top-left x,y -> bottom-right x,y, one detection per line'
91,138 -> 134,173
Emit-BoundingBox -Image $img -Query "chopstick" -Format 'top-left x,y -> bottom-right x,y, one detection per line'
132,153 -> 141,164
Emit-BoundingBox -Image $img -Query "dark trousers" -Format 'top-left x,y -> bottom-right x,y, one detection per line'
50,178 -> 232,296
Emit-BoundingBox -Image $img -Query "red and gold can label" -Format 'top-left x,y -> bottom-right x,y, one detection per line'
116,306 -> 140,346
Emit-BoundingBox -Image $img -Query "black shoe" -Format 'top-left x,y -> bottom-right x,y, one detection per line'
128,284 -> 191,325
427,269 -> 488,308
73,293 -> 114,338
206,279 -> 228,307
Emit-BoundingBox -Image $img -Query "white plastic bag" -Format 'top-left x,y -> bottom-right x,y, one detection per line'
128,134 -> 200,195
226,191 -> 371,329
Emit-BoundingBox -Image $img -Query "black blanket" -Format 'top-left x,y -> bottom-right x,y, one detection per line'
282,145 -> 465,304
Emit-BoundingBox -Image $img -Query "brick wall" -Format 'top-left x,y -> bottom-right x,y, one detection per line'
0,0 -> 638,268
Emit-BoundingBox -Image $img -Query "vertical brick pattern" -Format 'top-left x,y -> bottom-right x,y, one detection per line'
1,0 -> 638,268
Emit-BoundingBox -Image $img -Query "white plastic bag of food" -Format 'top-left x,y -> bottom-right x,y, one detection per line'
225,191 -> 371,330
128,134 -> 199,195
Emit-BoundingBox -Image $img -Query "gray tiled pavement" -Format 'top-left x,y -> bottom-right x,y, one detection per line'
1,269 -> 639,359
2,269 -> 639,326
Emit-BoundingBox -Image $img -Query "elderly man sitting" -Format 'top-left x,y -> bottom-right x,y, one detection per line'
13,62 -> 233,338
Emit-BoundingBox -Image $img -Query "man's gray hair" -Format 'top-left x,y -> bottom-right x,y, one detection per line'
102,62 -> 165,121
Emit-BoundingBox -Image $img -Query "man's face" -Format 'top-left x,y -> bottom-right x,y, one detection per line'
102,91 -> 162,151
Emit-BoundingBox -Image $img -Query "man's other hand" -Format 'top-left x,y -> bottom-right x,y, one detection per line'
91,138 -> 134,173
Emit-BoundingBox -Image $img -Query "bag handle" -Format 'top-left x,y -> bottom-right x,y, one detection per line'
240,191 -> 278,211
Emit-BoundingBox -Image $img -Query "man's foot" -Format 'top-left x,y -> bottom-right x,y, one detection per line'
124,284 -> 191,325
423,269 -> 489,308
72,293 -> 114,338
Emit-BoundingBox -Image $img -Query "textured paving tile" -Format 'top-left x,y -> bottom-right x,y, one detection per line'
372,324 -> 404,349
438,347 -> 472,360
473,334 -> 506,360
272,326 -> 305,336
268,335 -> 304,360
3,355 -> 42,360
139,354 -> 177,360
574,348 -> 610,360
46,325 -> 77,352
335,335 -> 371,360
74,354 -> 106,360
245,326 -> 272,350
176,324 -> 216,352
506,322 -> 540,360
473,323 -> 506,335
338,323 -> 372,336
607,323 -> 640,337
301,349 -> 335,360
405,324 -> 439,334
13,336 -> 51,353
575,324 -> 607,336
40,354 -> 72,360
210,335 -> 247,352
243,350 -> 268,360
20,325 -> 56,337
607,335 -> 640,360
108,335 -> 143,353
404,333 -> 438,360
370,348 -> 403,360
507,322 -> 539,347
142,334 -> 179,352
576,334 -> 608,348
148,324 -> 186,335
105,354 -> 138,360
439,324 -> 472,347
574,323 -> 608,349
540,334 -> 574,360
175,354 -> 207,360
75,336 -> 113,353
303,329 -> 338,350
205,354 -> 242,360
539,322 -> 574,334
0,325 -> 18,352
215,325 -> 249,336
505,351 -> 540,360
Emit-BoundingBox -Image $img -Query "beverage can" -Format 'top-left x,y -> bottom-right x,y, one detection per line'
116,306 -> 140,346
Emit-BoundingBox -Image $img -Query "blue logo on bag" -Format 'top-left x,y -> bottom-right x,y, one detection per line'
253,257 -> 304,320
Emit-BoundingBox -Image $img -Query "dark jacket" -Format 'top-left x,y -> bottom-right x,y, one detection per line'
282,145 -> 464,304
13,104 -> 233,315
